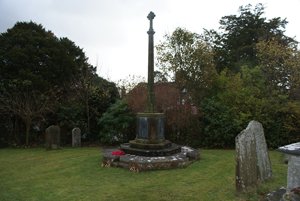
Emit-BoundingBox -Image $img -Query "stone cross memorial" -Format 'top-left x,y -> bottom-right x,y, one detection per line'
102,12 -> 199,172
72,127 -> 81,147
45,125 -> 60,150
147,11 -> 155,113
121,11 -> 170,149
235,120 -> 272,192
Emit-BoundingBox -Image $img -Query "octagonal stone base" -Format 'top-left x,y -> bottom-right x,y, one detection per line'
120,142 -> 181,157
101,146 -> 200,172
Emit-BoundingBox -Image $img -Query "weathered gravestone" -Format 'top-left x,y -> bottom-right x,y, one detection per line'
235,120 -> 272,192
45,125 -> 60,149
72,127 -> 81,147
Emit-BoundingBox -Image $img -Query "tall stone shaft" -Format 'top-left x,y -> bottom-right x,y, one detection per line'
147,11 -> 155,112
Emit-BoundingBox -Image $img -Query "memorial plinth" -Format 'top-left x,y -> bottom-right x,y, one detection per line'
121,113 -> 181,157
101,11 -> 199,172
135,113 -> 165,143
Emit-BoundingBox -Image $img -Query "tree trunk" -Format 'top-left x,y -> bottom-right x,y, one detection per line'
13,116 -> 21,145
86,97 -> 90,135
25,117 -> 32,147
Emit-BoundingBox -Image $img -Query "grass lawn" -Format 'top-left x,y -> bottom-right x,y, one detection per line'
0,147 -> 287,201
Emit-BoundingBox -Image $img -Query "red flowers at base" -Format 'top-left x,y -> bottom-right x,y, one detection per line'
112,150 -> 125,156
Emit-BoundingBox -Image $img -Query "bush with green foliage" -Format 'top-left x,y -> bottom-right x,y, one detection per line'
98,100 -> 135,145
201,66 -> 300,148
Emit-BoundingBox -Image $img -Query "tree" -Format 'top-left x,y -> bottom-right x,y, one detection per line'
255,39 -> 300,146
0,87 -> 55,146
72,62 -> 96,136
0,22 -> 85,91
256,39 -> 300,95
206,3 -> 296,73
156,27 -> 217,105
154,70 -> 168,83
154,4 -> 300,148
56,73 -> 119,143
117,74 -> 146,95
201,66 -> 289,148
0,21 -> 95,145
87,76 -> 119,140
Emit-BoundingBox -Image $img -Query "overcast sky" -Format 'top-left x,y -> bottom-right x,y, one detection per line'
1,0 -> 300,82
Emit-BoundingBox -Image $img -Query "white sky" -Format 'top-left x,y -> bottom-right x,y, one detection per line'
1,0 -> 300,82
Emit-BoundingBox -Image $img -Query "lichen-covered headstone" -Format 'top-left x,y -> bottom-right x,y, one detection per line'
45,125 -> 60,149
235,120 -> 272,192
72,127 -> 81,147
254,122 -> 272,181
235,122 -> 258,192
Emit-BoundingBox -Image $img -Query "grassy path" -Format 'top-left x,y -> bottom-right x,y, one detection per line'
0,148 -> 286,201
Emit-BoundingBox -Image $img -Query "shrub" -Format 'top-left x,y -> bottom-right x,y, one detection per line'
98,100 -> 135,145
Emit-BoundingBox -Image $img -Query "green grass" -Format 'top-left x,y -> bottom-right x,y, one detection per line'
0,148 -> 287,201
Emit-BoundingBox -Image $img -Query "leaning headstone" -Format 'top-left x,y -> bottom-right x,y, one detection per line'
278,142 -> 300,201
72,127 -> 81,147
45,125 -> 60,149
235,120 -> 272,192
235,121 -> 258,192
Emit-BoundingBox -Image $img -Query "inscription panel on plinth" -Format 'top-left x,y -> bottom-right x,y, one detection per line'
137,117 -> 148,139
136,113 -> 165,143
